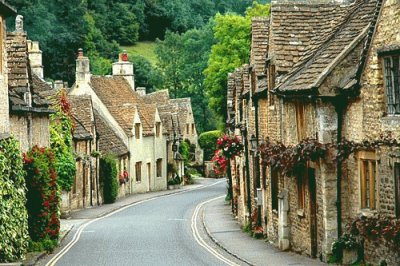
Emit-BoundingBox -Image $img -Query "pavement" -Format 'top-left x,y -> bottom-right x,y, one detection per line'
202,198 -> 326,266
25,178 -> 327,265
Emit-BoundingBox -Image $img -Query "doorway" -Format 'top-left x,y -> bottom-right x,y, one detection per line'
308,168 -> 318,258
147,163 -> 151,191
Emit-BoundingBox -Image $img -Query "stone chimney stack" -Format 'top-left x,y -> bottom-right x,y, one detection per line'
54,80 -> 64,91
112,50 -> 135,89
136,87 -> 146,96
76,48 -> 91,84
27,40 -> 44,79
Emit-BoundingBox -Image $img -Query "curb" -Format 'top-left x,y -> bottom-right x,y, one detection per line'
201,204 -> 255,266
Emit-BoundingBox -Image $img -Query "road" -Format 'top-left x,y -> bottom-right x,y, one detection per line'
42,179 -> 241,266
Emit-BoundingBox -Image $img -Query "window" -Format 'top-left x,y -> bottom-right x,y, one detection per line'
156,122 -> 161,137
135,162 -> 142,182
135,123 -> 141,139
383,55 -> 400,114
297,169 -> 306,210
191,123 -> 195,135
271,169 -> 279,211
157,159 -> 162,177
295,102 -> 306,141
186,124 -> 190,135
360,159 -> 376,210
394,163 -> 400,217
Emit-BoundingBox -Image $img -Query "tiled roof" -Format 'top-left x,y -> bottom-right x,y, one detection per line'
276,0 -> 378,94
69,96 -> 94,140
170,98 -> 192,134
94,110 -> 128,156
270,2 -> 352,74
143,90 -> 170,105
90,76 -> 155,136
251,18 -> 269,74
6,32 -> 52,110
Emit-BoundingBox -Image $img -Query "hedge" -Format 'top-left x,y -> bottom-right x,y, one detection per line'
100,154 -> 119,203
0,137 -> 29,262
198,130 -> 223,160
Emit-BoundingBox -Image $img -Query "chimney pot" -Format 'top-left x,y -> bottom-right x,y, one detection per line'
78,48 -> 84,58
121,50 -> 128,62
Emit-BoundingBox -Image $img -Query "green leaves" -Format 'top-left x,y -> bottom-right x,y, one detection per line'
99,154 -> 119,204
0,137 -> 29,263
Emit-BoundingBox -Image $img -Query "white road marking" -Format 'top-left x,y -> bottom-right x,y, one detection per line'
191,195 -> 240,266
168,218 -> 187,221
46,180 -> 226,266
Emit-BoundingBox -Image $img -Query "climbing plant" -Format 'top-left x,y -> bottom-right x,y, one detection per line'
0,137 -> 29,263
49,89 -> 76,191
23,145 -> 60,242
99,154 -> 118,204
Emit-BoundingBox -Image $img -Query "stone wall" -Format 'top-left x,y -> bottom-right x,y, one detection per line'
0,16 -> 9,135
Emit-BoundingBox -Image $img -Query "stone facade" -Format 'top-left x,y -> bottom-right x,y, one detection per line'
226,0 -> 400,264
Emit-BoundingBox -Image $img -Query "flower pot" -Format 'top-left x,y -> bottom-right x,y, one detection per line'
342,248 -> 358,265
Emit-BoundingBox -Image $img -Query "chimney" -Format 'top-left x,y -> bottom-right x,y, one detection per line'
112,50 -> 135,89
136,87 -> 146,96
76,48 -> 91,84
54,80 -> 64,91
27,40 -> 44,79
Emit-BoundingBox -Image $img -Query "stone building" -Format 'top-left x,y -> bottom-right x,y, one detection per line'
226,0 -> 400,263
143,90 -> 203,181
6,15 -> 54,151
69,51 -> 167,195
61,95 -> 101,213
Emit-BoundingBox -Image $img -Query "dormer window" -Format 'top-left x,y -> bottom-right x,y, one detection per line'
383,55 -> 400,115
156,122 -> 161,137
135,123 -> 141,139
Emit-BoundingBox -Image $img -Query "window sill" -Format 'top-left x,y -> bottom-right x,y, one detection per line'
358,209 -> 378,217
272,209 -> 278,216
136,181 -> 141,184
381,115 -> 400,121
297,209 -> 305,218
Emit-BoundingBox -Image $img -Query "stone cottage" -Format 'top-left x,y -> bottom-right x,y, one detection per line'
69,51 -> 167,195
62,95 -> 101,213
7,15 -> 54,151
0,1 -> 16,139
226,0 -> 400,263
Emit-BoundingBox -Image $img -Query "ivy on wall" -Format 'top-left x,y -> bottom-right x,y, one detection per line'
24,146 -> 60,242
49,89 -> 76,191
0,137 -> 29,263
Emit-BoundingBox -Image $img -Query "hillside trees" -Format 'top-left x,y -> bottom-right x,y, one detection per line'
204,2 -> 271,126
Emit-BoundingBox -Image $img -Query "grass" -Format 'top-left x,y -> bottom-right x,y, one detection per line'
121,41 -> 158,65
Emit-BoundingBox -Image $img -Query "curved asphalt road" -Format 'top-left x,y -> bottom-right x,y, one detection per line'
50,179 -> 231,266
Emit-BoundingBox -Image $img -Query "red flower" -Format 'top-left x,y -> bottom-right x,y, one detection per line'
44,201 -> 50,208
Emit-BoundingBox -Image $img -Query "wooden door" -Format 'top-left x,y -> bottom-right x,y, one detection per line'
308,168 -> 318,258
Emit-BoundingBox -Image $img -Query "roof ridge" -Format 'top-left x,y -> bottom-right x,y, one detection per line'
275,0 -> 367,92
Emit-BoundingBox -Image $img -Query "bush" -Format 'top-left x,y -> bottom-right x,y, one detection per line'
0,137 -> 29,262
179,140 -> 190,163
24,145 -> 60,242
167,175 -> 181,186
198,130 -> 223,160
100,154 -> 118,203
28,238 -> 58,253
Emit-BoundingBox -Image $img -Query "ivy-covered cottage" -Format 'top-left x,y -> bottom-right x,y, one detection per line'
69,51 -> 167,195
226,0 -> 400,264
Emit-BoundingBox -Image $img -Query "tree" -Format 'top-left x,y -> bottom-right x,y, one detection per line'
204,3 -> 270,126
132,55 -> 162,93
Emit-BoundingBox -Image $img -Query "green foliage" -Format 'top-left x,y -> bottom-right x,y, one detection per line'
100,154 -> 119,204
179,141 -> 191,163
167,162 -> 177,175
24,146 -> 60,242
49,90 -> 76,191
198,130 -> 223,160
131,55 -> 162,93
167,175 -> 182,186
0,137 -> 29,263
28,237 -> 58,253
122,41 -> 158,65
204,2 -> 270,124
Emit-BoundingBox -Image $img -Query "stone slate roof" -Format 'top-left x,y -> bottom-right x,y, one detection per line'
69,96 -> 93,140
143,89 -> 170,105
269,2 -> 352,74
94,110 -> 129,157
251,18 -> 269,75
90,76 -> 155,136
6,32 -> 52,111
170,98 -> 192,134
275,0 -> 378,94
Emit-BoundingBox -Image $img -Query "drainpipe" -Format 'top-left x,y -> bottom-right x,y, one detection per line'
254,98 -> 261,226
334,97 -> 346,238
243,126 -> 252,221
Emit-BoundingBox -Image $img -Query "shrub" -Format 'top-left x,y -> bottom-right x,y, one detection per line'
100,154 -> 118,203
198,130 -> 223,160
50,89 -> 76,191
24,145 -> 60,242
0,137 -> 29,262
179,140 -> 190,163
